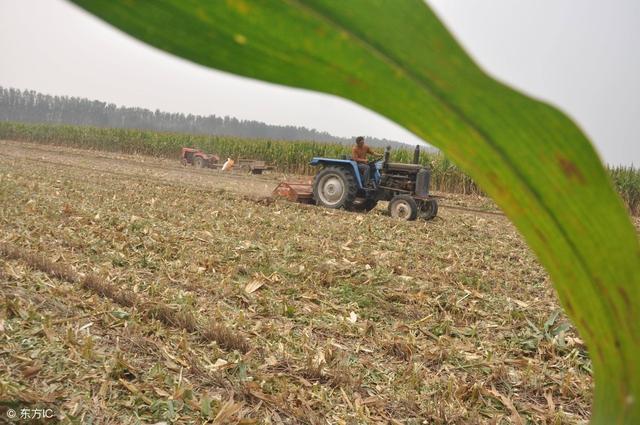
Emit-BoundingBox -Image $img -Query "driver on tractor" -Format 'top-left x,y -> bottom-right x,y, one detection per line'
352,136 -> 380,188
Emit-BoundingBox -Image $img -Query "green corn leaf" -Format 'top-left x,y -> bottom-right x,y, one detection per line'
69,0 -> 639,421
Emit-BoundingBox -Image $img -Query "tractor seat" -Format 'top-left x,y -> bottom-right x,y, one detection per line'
385,163 -> 424,173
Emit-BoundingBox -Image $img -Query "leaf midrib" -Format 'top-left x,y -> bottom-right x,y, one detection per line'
287,1 -> 602,302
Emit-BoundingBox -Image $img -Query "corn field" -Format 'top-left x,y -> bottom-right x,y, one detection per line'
609,165 -> 640,215
1,121 -> 638,215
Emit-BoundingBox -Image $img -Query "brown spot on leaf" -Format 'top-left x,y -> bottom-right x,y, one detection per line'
593,277 -> 608,296
533,228 -> 548,245
564,299 -> 575,316
597,346 -> 606,362
226,0 -> 250,14
347,76 -> 363,87
618,287 -> 631,310
557,156 -> 586,184
614,338 -> 622,351
487,171 -> 507,196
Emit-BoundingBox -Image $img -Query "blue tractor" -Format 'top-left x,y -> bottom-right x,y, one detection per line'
310,145 -> 438,221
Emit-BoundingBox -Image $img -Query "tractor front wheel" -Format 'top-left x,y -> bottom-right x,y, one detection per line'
420,199 -> 438,220
313,166 -> 358,210
388,195 -> 418,221
194,157 -> 205,168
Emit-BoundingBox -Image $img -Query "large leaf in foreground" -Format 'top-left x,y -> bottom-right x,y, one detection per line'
69,0 -> 640,421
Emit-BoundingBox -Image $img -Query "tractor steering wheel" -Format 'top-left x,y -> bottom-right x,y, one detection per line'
368,155 -> 383,165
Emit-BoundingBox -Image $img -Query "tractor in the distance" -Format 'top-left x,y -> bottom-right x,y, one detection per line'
310,145 -> 438,220
180,147 -> 220,169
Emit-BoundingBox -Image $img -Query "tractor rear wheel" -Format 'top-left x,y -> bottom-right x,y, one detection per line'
388,195 -> 418,221
194,157 -> 205,168
313,166 -> 357,210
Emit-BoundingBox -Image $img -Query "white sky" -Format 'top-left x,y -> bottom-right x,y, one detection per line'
0,0 -> 638,165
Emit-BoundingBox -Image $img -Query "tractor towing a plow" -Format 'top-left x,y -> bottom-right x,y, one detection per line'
273,145 -> 438,221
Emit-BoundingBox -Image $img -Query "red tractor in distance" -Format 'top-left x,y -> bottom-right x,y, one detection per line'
180,147 -> 220,169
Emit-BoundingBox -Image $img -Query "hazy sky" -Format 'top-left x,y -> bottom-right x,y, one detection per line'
0,0 -> 638,165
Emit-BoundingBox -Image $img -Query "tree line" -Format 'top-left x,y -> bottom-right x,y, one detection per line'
0,86 -> 413,149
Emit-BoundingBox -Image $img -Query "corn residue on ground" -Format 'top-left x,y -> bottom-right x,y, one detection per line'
0,142 -> 598,423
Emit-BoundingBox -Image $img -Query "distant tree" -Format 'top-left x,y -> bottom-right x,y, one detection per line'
0,86 -> 430,151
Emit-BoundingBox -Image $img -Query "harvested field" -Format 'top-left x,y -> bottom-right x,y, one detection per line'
2,139 -> 625,423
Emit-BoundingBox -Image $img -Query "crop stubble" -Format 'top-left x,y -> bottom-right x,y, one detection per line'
0,141 -> 604,423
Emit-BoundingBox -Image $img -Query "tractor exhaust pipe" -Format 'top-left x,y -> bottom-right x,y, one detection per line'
383,146 -> 391,167
413,145 -> 420,164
